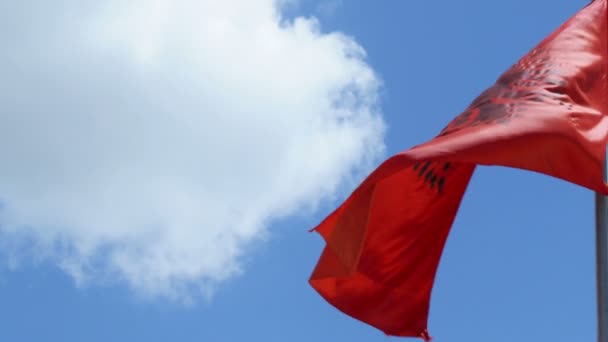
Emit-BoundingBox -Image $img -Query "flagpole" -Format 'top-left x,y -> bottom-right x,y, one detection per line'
597,156 -> 608,342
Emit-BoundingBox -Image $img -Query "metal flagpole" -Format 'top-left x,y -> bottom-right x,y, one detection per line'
597,156 -> 608,342
599,0 -> 608,338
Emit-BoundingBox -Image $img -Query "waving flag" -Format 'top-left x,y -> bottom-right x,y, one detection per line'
309,0 -> 608,340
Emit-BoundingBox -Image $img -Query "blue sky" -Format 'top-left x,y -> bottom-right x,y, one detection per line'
0,0 -> 598,341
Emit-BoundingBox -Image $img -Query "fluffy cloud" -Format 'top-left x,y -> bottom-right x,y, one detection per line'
0,0 -> 384,301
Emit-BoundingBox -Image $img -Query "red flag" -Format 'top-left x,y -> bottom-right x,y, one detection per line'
309,1 -> 608,340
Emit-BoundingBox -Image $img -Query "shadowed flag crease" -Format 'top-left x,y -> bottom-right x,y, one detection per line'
309,0 -> 608,340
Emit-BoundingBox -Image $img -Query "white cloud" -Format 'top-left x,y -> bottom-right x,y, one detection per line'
0,0 -> 384,301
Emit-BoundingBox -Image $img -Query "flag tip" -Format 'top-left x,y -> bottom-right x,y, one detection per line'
420,329 -> 432,342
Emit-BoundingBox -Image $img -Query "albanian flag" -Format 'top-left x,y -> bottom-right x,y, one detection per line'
309,0 -> 608,340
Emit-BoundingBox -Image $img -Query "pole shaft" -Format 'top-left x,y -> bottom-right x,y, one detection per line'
597,156 -> 608,342
600,0 -> 608,335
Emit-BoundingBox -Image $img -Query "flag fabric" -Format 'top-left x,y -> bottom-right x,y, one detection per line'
309,0 -> 608,340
